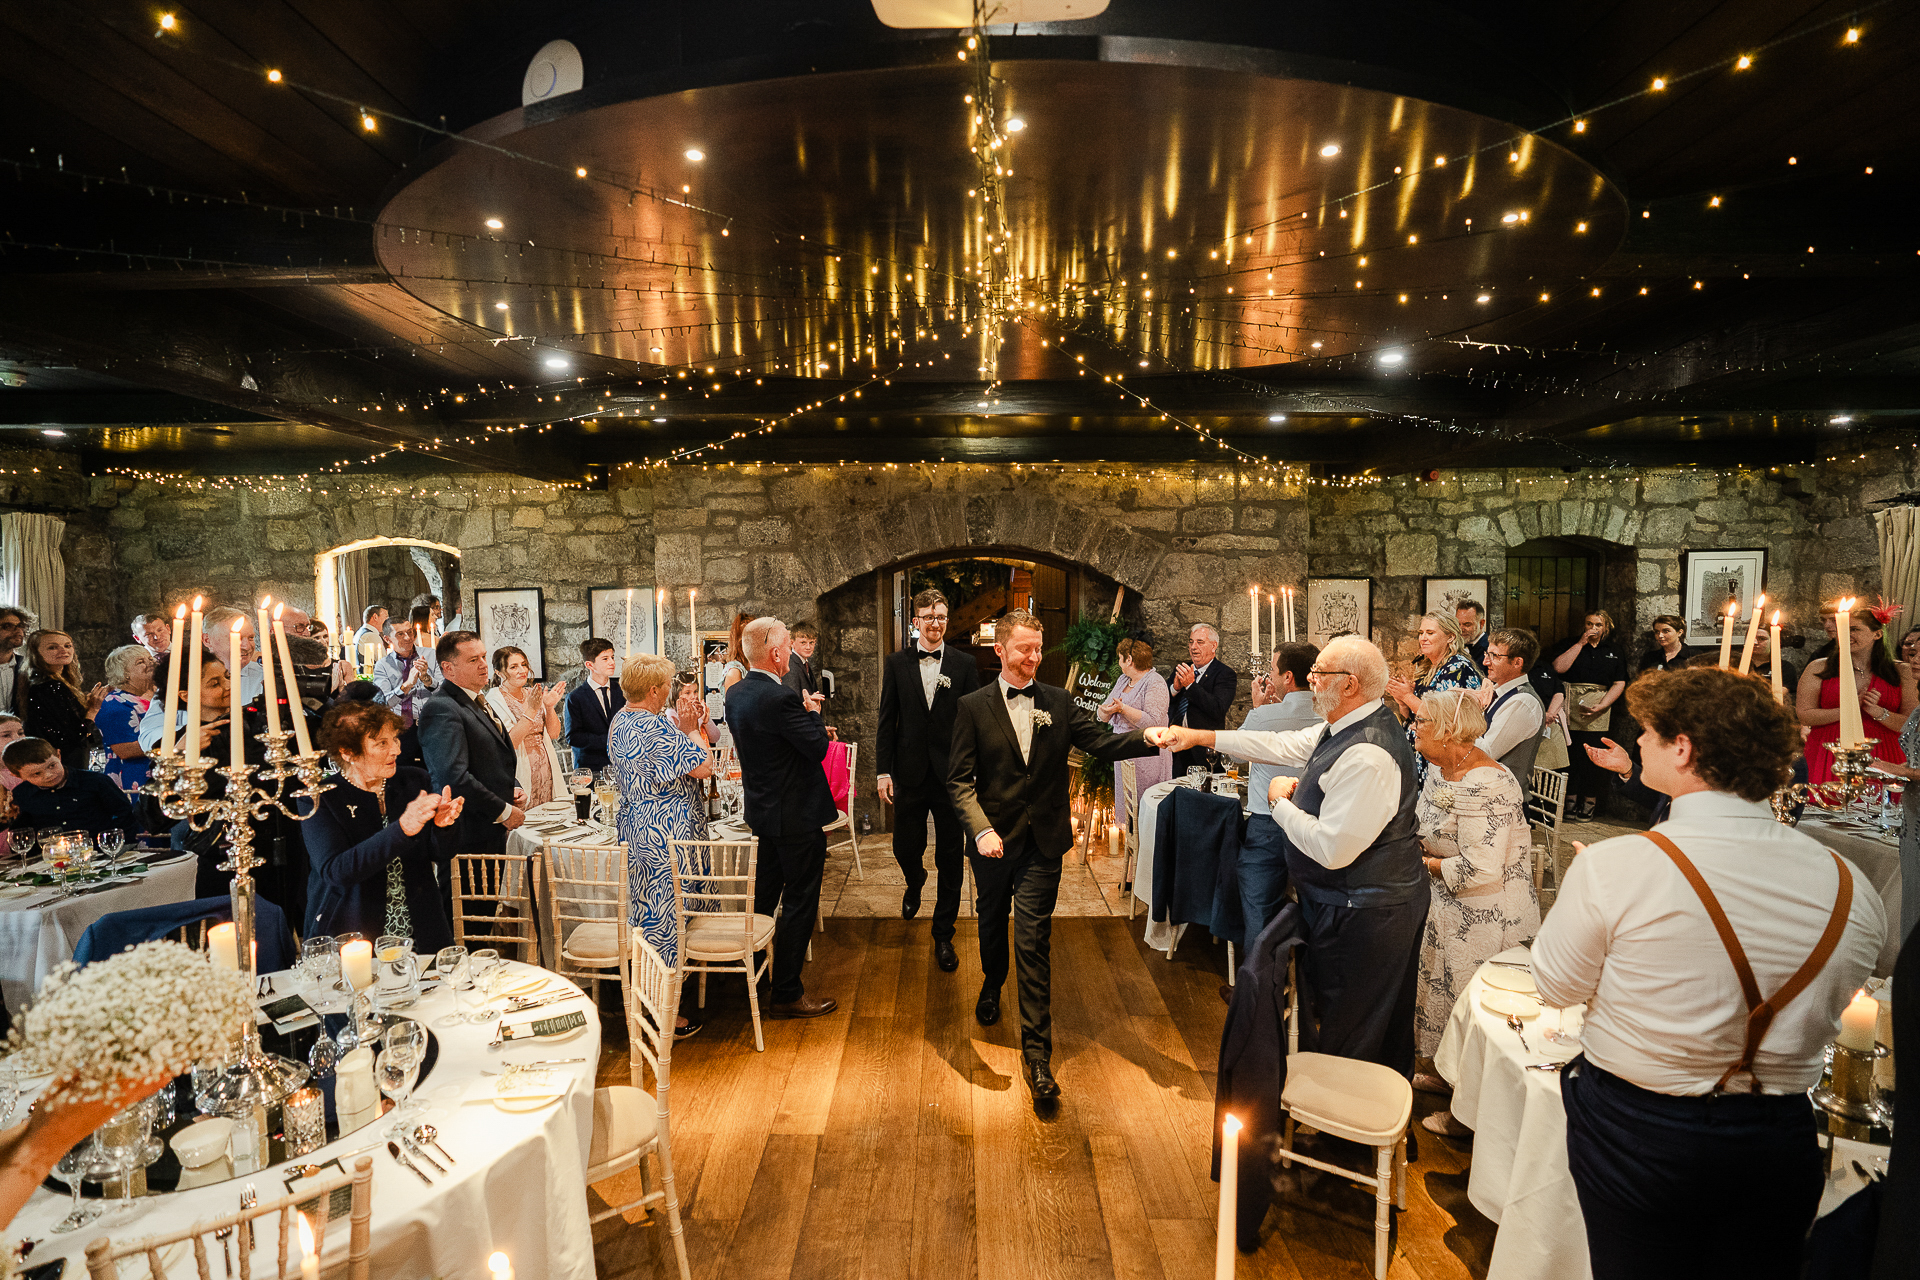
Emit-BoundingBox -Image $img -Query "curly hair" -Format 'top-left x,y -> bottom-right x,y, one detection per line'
1625,668 -> 1798,801
317,698 -> 404,764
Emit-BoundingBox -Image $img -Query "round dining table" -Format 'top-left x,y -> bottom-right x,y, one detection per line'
5,956 -> 602,1280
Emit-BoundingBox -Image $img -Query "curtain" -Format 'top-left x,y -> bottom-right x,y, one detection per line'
335,549 -> 370,639
0,513 -> 66,631
1876,506 -> 1920,654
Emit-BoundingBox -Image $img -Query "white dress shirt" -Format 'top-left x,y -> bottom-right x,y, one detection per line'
1237,691 -> 1320,816
1533,791 -> 1886,1095
136,659 -> 265,751
916,645 -> 945,707
999,676 -> 1035,762
1214,699 -> 1404,870
1180,661 -> 1214,726
1476,676 -> 1544,763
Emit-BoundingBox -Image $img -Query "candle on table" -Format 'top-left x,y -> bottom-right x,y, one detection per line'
1769,612 -> 1785,703
1718,600 -> 1739,669
298,1215 -> 320,1280
1216,1113 -> 1241,1278
1108,824 -> 1121,858
489,1253 -> 515,1280
624,588 -> 634,659
229,619 -> 247,773
1249,586 -> 1259,656
1838,987 -> 1879,1051
1737,593 -> 1766,674
208,922 -> 239,970
183,596 -> 205,762
1285,586 -> 1297,643
1267,593 -> 1276,652
1836,598 -> 1867,746
273,615 -> 314,756
262,605 -> 283,736
160,603 -> 187,756
341,939 -> 374,990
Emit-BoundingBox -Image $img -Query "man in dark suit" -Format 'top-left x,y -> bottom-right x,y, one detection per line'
948,608 -> 1158,1110
419,631 -> 525,921
563,638 -> 619,772
876,589 -> 981,970
1169,623 -> 1238,776
780,621 -> 823,698
725,616 -> 840,1019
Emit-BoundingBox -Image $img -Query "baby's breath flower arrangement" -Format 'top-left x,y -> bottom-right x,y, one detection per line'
0,942 -> 254,1231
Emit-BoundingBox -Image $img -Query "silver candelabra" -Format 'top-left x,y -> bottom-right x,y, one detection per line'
1771,741 -> 1881,824
146,728 -> 333,1113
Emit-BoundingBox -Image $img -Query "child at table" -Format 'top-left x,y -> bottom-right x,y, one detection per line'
1,736 -> 138,843
0,715 -> 23,858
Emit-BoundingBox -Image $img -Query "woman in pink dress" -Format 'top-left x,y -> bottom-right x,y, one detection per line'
1098,638 -> 1171,825
1798,603 -> 1917,784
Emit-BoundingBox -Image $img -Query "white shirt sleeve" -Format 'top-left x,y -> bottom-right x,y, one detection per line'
1531,851 -> 1609,1010
136,699 -> 169,752
1214,725 -> 1325,769
1268,743 -> 1401,870
1476,694 -> 1543,762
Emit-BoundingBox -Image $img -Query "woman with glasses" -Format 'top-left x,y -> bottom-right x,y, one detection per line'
1386,612 -> 1483,784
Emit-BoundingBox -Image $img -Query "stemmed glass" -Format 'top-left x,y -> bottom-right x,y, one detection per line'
464,949 -> 501,1024
47,834 -> 76,899
435,946 -> 471,1021
377,1021 -> 427,1124
10,828 -> 36,867
50,1141 -> 103,1233
95,828 -> 126,868
92,1103 -> 148,1216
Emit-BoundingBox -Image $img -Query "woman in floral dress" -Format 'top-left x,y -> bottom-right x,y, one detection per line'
610,652 -> 714,1036
1409,689 -> 1540,1134
1386,612 -> 1483,783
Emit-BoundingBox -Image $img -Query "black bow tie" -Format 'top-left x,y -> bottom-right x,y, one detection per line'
1005,684 -> 1036,700
919,649 -> 943,663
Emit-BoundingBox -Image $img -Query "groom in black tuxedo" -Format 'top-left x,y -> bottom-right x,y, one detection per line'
948,609 -> 1158,1110
876,589 -> 982,971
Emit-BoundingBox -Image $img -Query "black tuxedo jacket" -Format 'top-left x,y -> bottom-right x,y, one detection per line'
725,670 -> 836,842
876,645 -> 982,802
947,679 -> 1157,863
1170,659 -> 1239,732
419,682 -> 520,852
564,678 -> 619,771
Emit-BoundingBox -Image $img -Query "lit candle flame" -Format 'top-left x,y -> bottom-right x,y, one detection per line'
298,1214 -> 315,1259
274,603 -> 284,621
1772,610 -> 1781,625
192,594 -> 203,610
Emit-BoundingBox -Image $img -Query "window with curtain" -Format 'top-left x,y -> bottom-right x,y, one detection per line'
0,512 -> 66,630
1876,505 -> 1920,654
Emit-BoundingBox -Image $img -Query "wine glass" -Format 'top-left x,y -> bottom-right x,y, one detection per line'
10,828 -> 36,865
50,1141 -> 103,1233
377,1021 -> 426,1123
93,1103 -> 148,1215
47,834 -> 75,899
435,946 -> 470,1020
95,828 -> 126,867
465,949 -> 501,1023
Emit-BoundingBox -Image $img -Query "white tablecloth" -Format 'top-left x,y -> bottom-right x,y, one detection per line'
10,958 -> 601,1280
1132,776 -> 1245,953
0,856 -> 199,1016
1798,814 -> 1902,975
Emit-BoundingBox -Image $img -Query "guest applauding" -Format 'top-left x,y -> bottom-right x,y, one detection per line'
563,639 -> 620,772
1550,611 -> 1628,820
611,653 -> 714,1038
1096,638 -> 1170,825
1798,601 -> 1915,784
1409,690 -> 1540,1132
303,700 -> 462,950
2,736 -> 137,843
1534,668 -> 1885,1280
1386,612 -> 1483,783
667,677 -> 716,745
23,629 -> 105,775
1475,629 -> 1546,780
485,646 -> 565,806
1637,614 -> 1694,675
97,644 -> 157,794
1168,624 -> 1237,777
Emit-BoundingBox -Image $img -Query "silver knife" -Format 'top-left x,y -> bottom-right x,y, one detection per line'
402,1132 -> 447,1176
387,1140 -> 433,1185
506,991 -> 585,1012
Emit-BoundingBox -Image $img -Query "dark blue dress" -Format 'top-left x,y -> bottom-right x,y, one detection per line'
299,765 -> 452,951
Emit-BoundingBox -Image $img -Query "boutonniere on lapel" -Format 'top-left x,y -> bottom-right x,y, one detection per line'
1031,710 -> 1053,728
936,675 -> 952,689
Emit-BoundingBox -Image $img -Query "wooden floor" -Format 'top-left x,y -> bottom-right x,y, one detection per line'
586,917 -> 1500,1280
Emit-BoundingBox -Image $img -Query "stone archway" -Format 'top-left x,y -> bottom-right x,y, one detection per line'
314,535 -> 460,641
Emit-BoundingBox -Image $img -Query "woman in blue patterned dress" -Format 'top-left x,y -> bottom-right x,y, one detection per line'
1386,611 -> 1483,782
610,652 -> 714,1037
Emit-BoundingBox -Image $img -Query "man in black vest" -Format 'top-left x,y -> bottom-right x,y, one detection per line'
1153,634 -> 1428,1076
1476,628 -> 1545,781
949,609 -> 1159,1111
1168,624 -> 1238,776
876,589 -> 982,970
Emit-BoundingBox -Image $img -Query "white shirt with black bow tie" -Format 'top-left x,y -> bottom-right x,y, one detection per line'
916,645 -> 946,707
999,675 -> 1037,762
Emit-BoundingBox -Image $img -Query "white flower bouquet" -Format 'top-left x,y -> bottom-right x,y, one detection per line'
1032,710 -> 1053,728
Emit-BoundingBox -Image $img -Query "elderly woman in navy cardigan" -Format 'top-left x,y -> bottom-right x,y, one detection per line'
302,699 -> 464,950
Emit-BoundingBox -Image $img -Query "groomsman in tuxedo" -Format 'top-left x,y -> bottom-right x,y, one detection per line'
948,609 -> 1159,1110
1169,623 -> 1238,776
876,590 -> 981,971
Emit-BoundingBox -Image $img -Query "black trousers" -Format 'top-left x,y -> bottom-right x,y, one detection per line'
892,787 -> 968,942
1568,730 -> 1613,806
1561,1056 -> 1824,1280
1296,893 -> 1429,1077
754,829 -> 827,1003
971,834 -> 1063,1064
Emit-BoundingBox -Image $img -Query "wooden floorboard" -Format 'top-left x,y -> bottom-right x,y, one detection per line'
594,916 -> 1502,1280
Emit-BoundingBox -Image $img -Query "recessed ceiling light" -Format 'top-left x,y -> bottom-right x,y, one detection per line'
494,301 -> 509,311
1319,143 -> 1340,157
1831,415 -> 1854,424
1268,414 -> 1287,423
1502,212 -> 1521,224
653,417 -> 666,423
684,148 -> 705,162
485,218 -> 503,230
1005,118 -> 1025,132
1310,341 -> 1323,349
1378,350 -> 1406,366
544,357 -> 570,370
1138,360 -> 1149,368
1477,294 -> 1491,303
39,429 -> 65,438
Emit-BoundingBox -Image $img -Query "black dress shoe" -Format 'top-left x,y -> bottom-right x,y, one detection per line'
902,882 -> 923,918
935,939 -> 959,972
975,990 -> 1000,1026
1025,1059 -> 1061,1104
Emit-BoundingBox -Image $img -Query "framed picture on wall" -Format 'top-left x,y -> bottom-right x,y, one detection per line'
1423,577 -> 1491,620
1681,548 -> 1768,646
1306,577 -> 1372,648
590,585 -> 658,659
475,587 -> 546,678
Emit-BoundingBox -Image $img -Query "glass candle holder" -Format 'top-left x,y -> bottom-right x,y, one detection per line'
281,1086 -> 327,1157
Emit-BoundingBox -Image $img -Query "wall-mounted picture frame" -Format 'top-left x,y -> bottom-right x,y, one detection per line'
1307,577 -> 1373,648
1681,548 -> 1768,646
1423,577 -> 1492,620
475,587 -> 546,678
590,585 -> 658,660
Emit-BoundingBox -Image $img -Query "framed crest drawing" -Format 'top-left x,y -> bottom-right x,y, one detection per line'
590,585 -> 657,659
1424,577 -> 1491,619
1681,549 -> 1767,646
1306,578 -> 1372,648
475,587 -> 546,677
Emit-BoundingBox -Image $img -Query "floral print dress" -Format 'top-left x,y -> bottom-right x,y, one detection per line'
1412,763 -> 1541,1058
1407,652 -> 1483,783
611,707 -> 710,969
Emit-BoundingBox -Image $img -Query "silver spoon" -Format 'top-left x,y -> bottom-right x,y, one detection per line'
414,1123 -> 455,1166
1524,1062 -> 1563,1072
1506,1013 -> 1531,1053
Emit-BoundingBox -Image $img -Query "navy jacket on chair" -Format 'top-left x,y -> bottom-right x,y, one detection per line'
1152,785 -> 1245,946
1214,902 -> 1309,1252
725,670 -> 836,842
71,894 -> 294,972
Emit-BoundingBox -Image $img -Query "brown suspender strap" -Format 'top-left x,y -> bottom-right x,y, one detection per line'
1642,830 -> 1854,1093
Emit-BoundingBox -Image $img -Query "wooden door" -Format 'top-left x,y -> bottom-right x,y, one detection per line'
1504,545 -> 1598,647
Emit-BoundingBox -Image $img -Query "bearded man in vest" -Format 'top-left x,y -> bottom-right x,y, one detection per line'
1152,634 -> 1428,1076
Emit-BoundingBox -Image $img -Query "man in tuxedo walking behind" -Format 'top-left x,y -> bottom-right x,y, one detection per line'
948,609 -> 1159,1110
419,631 -> 526,923
726,616 -> 839,1018
876,589 -> 981,971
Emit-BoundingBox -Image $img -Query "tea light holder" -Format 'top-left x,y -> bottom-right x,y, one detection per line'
282,1086 -> 327,1157
1811,1040 -> 1891,1135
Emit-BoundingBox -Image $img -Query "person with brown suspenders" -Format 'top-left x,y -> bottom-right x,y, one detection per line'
1534,667 -> 1887,1279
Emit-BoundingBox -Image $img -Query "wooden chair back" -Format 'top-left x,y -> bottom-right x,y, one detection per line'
1526,766 -> 1569,890
452,850 -> 540,962
543,837 -> 631,989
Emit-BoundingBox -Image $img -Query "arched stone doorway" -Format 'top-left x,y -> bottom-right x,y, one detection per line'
314,536 -> 461,642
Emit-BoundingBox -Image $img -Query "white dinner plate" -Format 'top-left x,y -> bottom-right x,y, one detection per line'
1479,988 -> 1542,1017
1482,966 -> 1538,994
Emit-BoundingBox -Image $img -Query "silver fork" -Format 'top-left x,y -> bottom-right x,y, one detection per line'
214,1220 -> 234,1278
239,1184 -> 257,1255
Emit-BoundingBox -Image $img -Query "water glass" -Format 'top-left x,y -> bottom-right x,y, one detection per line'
300,935 -> 341,999
95,828 -> 126,865
377,1020 -> 426,1122
10,828 -> 36,862
435,946 -> 470,1017
464,948 -> 501,1023
50,1141 -> 103,1233
93,1104 -> 148,1211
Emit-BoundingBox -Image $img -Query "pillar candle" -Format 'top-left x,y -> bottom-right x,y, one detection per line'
489,1254 -> 514,1280
161,603 -> 187,756
1267,593 -> 1276,651
1718,600 -> 1738,669
273,617 -> 313,756
1839,988 -> 1879,1051
183,597 -> 205,763
656,588 -> 666,655
1216,1113 -> 1241,1279
229,619 -> 247,773
1770,612 -> 1785,703
341,939 -> 374,990
298,1215 -> 319,1280
208,922 -> 239,970
1249,587 -> 1259,655
1108,824 -> 1121,858
1737,593 -> 1766,674
257,599 -> 282,737
689,588 -> 698,665
1285,587 -> 1297,643
1837,598 -> 1866,746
